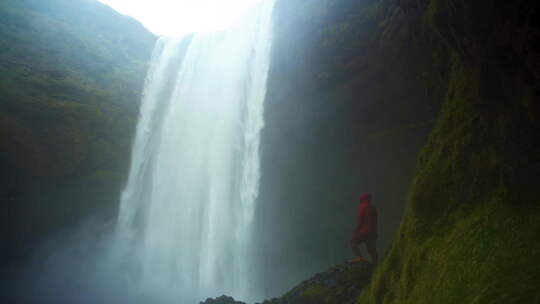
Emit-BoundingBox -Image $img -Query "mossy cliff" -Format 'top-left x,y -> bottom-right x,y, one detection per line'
259,0 -> 539,302
0,0 -> 155,269
359,0 -> 540,303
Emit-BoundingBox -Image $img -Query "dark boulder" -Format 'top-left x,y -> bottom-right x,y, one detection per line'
269,262 -> 372,304
200,295 -> 246,304
202,262 -> 373,304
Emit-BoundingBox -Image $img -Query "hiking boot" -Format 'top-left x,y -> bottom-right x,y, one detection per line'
349,256 -> 365,263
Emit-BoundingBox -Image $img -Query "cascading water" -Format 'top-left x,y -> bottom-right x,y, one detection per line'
115,1 -> 274,302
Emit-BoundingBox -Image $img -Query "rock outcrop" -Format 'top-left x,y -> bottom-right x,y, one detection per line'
202,262 -> 373,304
201,295 -> 247,304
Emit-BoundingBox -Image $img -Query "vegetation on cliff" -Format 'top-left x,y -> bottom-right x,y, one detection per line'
0,0 -> 155,268
260,0 -> 539,302
358,0 -> 540,303
1,0 -> 538,303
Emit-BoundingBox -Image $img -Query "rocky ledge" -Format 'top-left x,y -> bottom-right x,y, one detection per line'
200,261 -> 373,304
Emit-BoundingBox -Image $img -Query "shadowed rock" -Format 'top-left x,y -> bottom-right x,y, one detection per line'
201,262 -> 373,304
200,295 -> 246,304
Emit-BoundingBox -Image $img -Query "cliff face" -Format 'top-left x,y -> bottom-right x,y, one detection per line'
360,0 -> 540,303
0,0 -> 155,270
260,0 -> 539,302
256,0 -> 434,296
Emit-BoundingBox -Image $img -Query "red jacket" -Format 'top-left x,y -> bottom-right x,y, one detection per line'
355,201 -> 378,236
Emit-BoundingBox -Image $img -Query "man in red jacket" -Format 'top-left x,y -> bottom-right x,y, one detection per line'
350,193 -> 378,264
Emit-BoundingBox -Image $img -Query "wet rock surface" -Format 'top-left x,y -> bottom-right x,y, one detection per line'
200,295 -> 246,304
201,261 -> 373,304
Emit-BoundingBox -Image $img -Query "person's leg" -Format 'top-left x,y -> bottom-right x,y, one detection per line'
350,237 -> 362,257
366,237 -> 378,264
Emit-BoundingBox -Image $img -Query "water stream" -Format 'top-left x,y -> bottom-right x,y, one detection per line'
115,1 -> 274,302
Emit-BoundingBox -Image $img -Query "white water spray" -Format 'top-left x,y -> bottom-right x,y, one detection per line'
115,1 -> 274,302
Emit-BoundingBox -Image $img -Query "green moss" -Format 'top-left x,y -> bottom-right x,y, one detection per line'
355,0 -> 540,302
361,68 -> 540,300
300,285 -> 332,303
275,263 -> 373,304
360,201 -> 540,304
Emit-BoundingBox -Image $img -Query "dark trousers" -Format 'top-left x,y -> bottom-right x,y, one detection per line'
350,234 -> 378,264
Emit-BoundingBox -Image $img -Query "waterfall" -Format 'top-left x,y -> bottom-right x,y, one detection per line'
115,1 -> 274,302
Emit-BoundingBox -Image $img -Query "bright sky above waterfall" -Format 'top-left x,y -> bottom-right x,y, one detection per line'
98,0 -> 264,36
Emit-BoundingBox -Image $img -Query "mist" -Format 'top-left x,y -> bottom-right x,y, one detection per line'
1,0 -> 433,303
8,219 -> 206,303
251,0 -> 434,297
9,220 -> 137,304
3,1 -> 275,303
